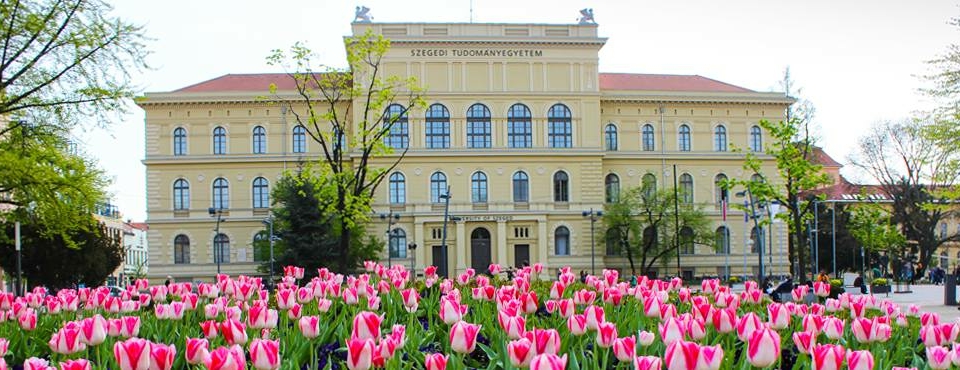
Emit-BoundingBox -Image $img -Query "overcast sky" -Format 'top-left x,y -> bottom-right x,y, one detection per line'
80,0 -> 960,221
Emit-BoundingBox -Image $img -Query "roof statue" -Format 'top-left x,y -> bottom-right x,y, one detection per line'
354,6 -> 372,23
578,8 -> 596,24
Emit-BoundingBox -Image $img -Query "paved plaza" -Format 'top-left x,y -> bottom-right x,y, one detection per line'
851,284 -> 960,320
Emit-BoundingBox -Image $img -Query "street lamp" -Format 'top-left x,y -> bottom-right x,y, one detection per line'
764,201 -> 782,277
736,190 -> 765,282
261,215 -> 277,287
407,243 -> 417,278
439,187 -> 453,277
380,212 -> 401,267
582,208 -> 603,276
208,207 -> 225,275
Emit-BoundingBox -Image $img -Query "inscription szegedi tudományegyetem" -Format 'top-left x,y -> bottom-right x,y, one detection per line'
409,49 -> 544,58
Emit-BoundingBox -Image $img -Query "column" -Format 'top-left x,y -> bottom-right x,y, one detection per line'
456,221 -> 467,274
415,221 -> 425,276
497,220 -> 508,266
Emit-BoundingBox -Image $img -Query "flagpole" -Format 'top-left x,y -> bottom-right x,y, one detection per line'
723,199 -> 729,282
743,200 -> 749,282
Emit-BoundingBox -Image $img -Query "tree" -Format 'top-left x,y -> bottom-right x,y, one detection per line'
727,70 -> 831,279
846,201 -> 906,276
0,0 -> 149,133
849,119 -> 959,278
0,216 -> 123,289
264,165 -> 381,278
0,123 -> 107,246
266,30 -> 426,272
602,186 -> 714,276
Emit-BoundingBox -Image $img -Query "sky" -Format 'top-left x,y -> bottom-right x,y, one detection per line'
78,0 -> 960,221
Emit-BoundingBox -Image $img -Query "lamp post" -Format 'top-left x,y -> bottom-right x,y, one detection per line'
380,211 -> 401,267
439,187 -> 452,278
261,215 -> 277,287
407,243 -> 417,278
582,208 -> 603,276
766,201 -> 781,277
208,207 -> 225,275
14,221 -> 21,296
736,190 -> 764,282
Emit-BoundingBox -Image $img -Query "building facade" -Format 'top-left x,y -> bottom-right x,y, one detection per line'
139,20 -> 792,283
123,222 -> 149,284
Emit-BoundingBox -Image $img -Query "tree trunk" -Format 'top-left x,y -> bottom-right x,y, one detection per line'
624,238 -> 637,276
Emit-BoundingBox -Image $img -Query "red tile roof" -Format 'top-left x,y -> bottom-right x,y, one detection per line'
598,73 -> 754,93
172,72 -> 755,94
174,73 -> 342,93
803,176 -> 889,202
126,222 -> 149,231
810,146 -> 843,168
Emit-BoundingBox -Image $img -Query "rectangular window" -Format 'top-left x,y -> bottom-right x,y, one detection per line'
508,122 -> 532,148
426,122 -> 450,149
548,122 -> 572,148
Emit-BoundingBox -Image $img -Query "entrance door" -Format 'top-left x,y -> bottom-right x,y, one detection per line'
471,228 -> 492,273
514,244 -> 530,269
432,245 -> 448,278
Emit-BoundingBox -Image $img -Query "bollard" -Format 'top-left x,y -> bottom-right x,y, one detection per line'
945,274 -> 957,306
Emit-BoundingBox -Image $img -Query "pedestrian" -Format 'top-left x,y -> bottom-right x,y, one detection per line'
164,275 -> 172,287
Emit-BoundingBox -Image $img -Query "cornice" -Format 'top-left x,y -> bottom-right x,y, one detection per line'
601,91 -> 794,105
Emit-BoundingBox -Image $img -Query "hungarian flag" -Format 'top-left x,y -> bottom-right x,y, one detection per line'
721,199 -> 727,221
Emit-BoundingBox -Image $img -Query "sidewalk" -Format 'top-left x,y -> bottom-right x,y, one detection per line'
850,283 -> 960,320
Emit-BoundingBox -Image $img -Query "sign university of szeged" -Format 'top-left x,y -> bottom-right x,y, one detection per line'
409,49 -> 544,57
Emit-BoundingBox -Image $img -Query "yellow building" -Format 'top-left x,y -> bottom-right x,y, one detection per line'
139,19 -> 792,283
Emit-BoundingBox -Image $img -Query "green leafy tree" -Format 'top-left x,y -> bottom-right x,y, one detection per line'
264,165 -> 381,278
603,186 -> 714,276
850,119 -> 959,278
0,123 -> 107,246
266,30 -> 426,272
0,216 -> 123,289
0,0 -> 149,133
727,70 -> 831,278
847,202 -> 906,275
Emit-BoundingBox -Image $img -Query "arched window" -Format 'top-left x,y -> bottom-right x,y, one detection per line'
605,174 -> 620,203
642,226 -> 658,250
214,234 -> 230,263
213,126 -> 227,155
513,171 -> 529,203
714,125 -> 727,152
605,124 -> 618,151
471,172 -> 488,203
212,178 -> 229,210
553,171 -> 569,202
252,177 -> 269,209
389,229 -> 407,258
605,228 -> 622,256
173,179 -> 190,210
292,125 -> 306,153
750,227 -> 760,254
548,104 -> 572,148
678,124 -> 691,152
466,104 -> 491,148
642,124 -> 655,151
425,104 -> 450,149
384,104 -> 409,149
554,226 -> 570,255
941,223 -> 948,239
751,173 -> 764,184
430,172 -> 447,203
679,173 -> 694,204
507,104 -> 532,148
680,226 -> 695,255
714,174 -> 729,205
715,226 -> 730,254
642,173 -> 657,199
174,235 -> 190,264
749,125 -> 762,152
252,126 -> 266,154
253,232 -> 268,262
173,127 -> 187,156
389,173 -> 405,204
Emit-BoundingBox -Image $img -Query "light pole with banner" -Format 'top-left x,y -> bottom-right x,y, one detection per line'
209,207 -> 226,275
380,211 -> 400,267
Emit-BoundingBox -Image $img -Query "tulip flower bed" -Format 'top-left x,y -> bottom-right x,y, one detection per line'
0,261 -> 949,370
